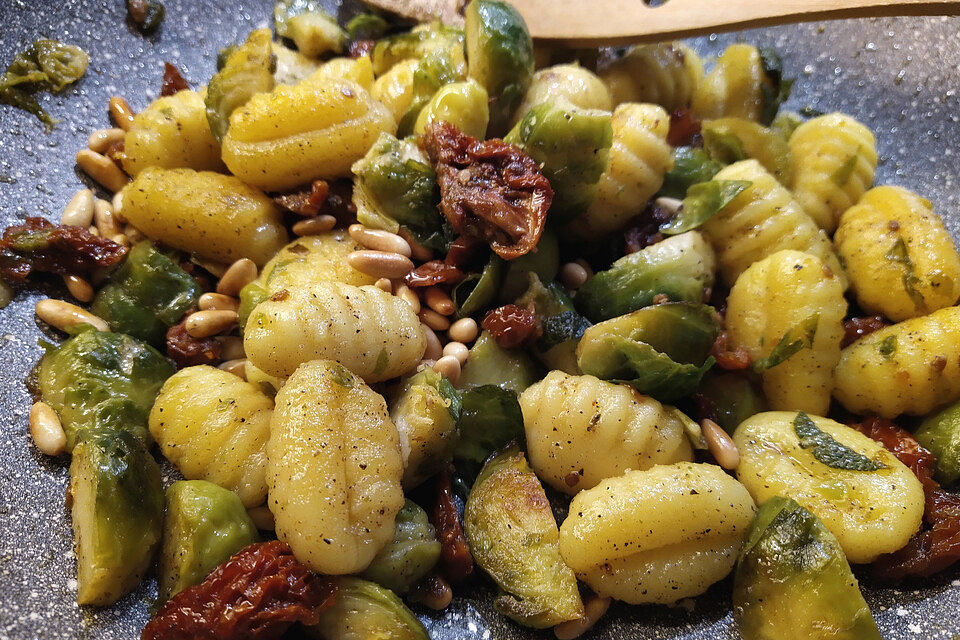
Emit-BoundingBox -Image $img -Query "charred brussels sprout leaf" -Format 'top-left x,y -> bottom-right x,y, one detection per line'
697,372 -> 767,433
733,496 -> 881,640
274,0 -> 346,58
660,180 -> 751,235
659,146 -> 725,200
464,443 -> 583,627
464,0 -> 535,134
457,331 -> 539,393
127,0 -> 165,32
346,13 -> 390,41
915,402 -> 960,486
90,242 -> 201,345
360,500 -> 441,593
158,480 -> 259,603
794,412 -> 885,472
0,40 -> 89,128
453,253 -> 504,319
453,385 -> 525,477
307,577 -> 429,640
414,78 -> 489,140
758,48 -> 794,126
205,28 -> 275,142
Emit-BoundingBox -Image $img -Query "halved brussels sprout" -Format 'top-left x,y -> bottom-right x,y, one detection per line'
505,100 -> 613,225
205,28 -> 275,142
158,480 -> 259,602
659,146 -> 724,200
346,13 -> 390,41
499,228 -> 560,302
514,273 -> 589,374
274,0 -> 346,58
38,327 -> 174,451
360,500 -> 441,593
733,496 -> 881,640
454,385 -> 525,478
464,443 -> 583,628
272,41 -> 319,85
697,372 -> 767,433
90,242 -> 201,346
577,302 -> 718,402
915,401 -> 960,486
464,0 -> 535,133
306,577 -> 429,640
413,78 -> 489,139
457,330 -> 539,393
452,253 -> 504,319
70,429 -> 164,605
575,231 -> 717,321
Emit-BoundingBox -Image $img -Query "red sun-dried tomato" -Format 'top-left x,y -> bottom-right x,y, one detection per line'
841,315 -> 888,348
444,235 -> 486,270
431,467 -> 474,584
142,540 -> 337,640
272,180 -> 330,217
405,260 -> 464,288
161,62 -> 190,96
710,331 -> 751,371
850,417 -> 960,580
622,203 -> 674,255
165,320 -> 222,369
481,304 -> 540,349
667,107 -> 703,147
0,217 -> 127,284
420,122 -> 552,261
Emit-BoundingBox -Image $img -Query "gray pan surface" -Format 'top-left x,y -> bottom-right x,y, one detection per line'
0,1 -> 958,638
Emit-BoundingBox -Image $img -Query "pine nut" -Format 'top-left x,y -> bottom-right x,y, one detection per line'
422,324 -> 443,360
219,335 -> 245,361
348,250 -> 414,279
88,127 -> 126,153
124,224 -> 146,243
396,284 -> 421,314
433,355 -> 462,384
442,341 -> 469,364
349,224 -> 412,257
292,214 -> 336,236
185,309 -> 238,338
419,307 -> 450,331
35,298 -> 108,332
76,149 -> 130,193
409,574 -> 452,610
561,262 -> 590,290
654,196 -> 684,216
216,258 -> 258,296
448,317 -> 478,343
88,225 -> 100,236
702,418 -> 740,470
375,278 -> 393,293
62,274 -> 94,303
574,259 -> 594,278
424,286 -> 455,316
94,199 -> 122,237
247,505 -> 275,531
29,401 -> 66,456
108,95 -> 136,130
199,292 -> 240,312
219,358 -> 248,379
61,189 -> 95,227
554,596 -> 611,640
110,233 -> 130,249
398,227 -> 433,262
111,190 -> 126,223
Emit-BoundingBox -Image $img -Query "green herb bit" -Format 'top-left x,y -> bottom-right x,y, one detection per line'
703,127 -> 747,164
878,335 -> 897,357
660,180 -> 750,235
752,313 -> 819,372
830,148 -> 860,186
884,237 -> 927,312
793,412 -> 885,471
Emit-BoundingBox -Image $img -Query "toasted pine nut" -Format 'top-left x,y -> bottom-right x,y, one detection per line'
398,227 -> 433,262
702,418 -> 740,470
554,596 -> 611,640
348,250 -> 414,280
36,298 -> 108,332
374,278 -> 393,293
124,224 -> 146,243
292,214 -> 336,236
654,196 -> 684,216
76,149 -> 130,193
409,574 -> 452,610
94,199 -> 122,237
433,355 -> 462,384
422,324 -> 443,361
108,95 -> 136,130
61,189 -> 95,227
88,225 -> 100,236
88,127 -> 126,153
349,224 -> 413,257
111,190 -> 126,222
185,309 -> 238,338
219,358 -> 248,379
561,262 -> 590,290
217,258 -> 258,297
29,402 -> 66,456
419,307 -> 451,331
219,335 -> 245,361
573,258 -> 594,278
199,292 -> 240,312
424,286 -> 455,316
62,274 -> 94,303
396,284 -> 421,314
442,341 -> 469,364
247,505 -> 275,531
448,317 -> 478,344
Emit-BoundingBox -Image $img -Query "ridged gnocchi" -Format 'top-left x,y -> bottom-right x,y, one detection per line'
222,77 -> 396,191
267,359 -> 404,574
598,43 -> 702,110
692,44 -> 772,121
371,59 -> 417,123
120,167 -> 288,266
559,463 -> 756,604
519,371 -> 694,494
700,159 -> 845,287
835,186 -> 960,321
567,103 -> 673,240
726,250 -> 847,415
511,63 -> 613,126
789,113 -> 878,232
702,117 -> 793,186
244,282 -> 426,380
833,306 -> 960,417
307,56 -> 376,92
148,365 -> 272,507
734,411 -> 925,563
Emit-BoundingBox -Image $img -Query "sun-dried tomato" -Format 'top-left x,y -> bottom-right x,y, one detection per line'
622,204 -> 674,255
324,179 -> 358,226
161,62 -> 190,96
851,417 -> 960,580
667,107 -> 703,147
444,235 -> 486,270
711,331 -> 751,371
272,180 -> 330,217
348,39 -> 375,59
482,304 -> 540,349
841,315 -> 888,348
166,320 -> 222,368
142,540 -> 336,640
405,260 -> 464,288
430,467 -> 473,584
0,217 -> 127,284
421,122 -> 552,260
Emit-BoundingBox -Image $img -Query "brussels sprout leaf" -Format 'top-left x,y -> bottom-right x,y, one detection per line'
703,126 -> 747,164
752,313 -> 819,372
453,385 -> 524,477
659,147 -> 724,200
793,412 -> 885,471
759,48 -> 794,126
538,311 -> 591,351
347,13 -> 390,41
0,40 -> 89,128
660,180 -> 751,235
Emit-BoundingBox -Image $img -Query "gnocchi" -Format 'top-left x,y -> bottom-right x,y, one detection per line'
598,43 -> 703,111
692,44 -> 772,121
371,59 -> 418,123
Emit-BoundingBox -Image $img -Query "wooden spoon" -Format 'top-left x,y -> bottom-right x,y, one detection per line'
362,0 -> 960,46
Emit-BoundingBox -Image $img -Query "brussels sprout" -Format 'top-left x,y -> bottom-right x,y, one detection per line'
505,100 -> 613,225
389,368 -> 461,488
38,327 -> 174,451
205,28 -> 275,142
272,42 -> 320,85
575,231 -> 717,321
274,0 -> 346,58
703,118 -> 793,186
758,48 -> 794,126
452,253 -> 504,319
915,402 -> 960,486
158,480 -> 259,602
577,302 -> 719,402
0,39 -> 89,128
659,180 -> 751,236
413,78 -> 489,139
458,330 -> 540,393
513,273 -> 588,374
464,443 -> 583,627
499,228 -> 560,302
733,496 -> 881,640
70,429 -> 164,605
307,577 -> 429,640
464,0 -> 535,133
360,500 -> 441,592
346,13 -> 390,41
453,385 -> 525,480
770,110 -> 803,141
371,22 -> 465,76
659,146 -> 724,200
698,372 -> 767,433
90,242 -> 202,346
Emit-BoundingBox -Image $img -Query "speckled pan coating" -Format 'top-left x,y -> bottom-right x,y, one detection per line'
0,1 -> 958,639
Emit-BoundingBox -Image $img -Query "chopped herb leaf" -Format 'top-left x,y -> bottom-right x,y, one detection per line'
752,313 -> 819,372
884,237 -> 927,312
702,126 -> 747,164
660,180 -> 751,235
793,412 -> 885,471
830,149 -> 860,186
878,334 -> 897,357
